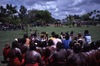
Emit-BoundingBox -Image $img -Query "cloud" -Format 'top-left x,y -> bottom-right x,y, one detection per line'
0,0 -> 100,19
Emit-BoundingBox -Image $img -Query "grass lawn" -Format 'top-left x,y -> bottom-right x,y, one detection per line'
0,25 -> 100,65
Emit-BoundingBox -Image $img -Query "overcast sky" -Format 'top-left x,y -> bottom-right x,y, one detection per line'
0,0 -> 100,20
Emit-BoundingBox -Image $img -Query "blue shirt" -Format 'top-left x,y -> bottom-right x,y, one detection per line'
62,39 -> 71,49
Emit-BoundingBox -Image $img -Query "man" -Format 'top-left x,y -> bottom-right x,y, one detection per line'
25,42 -> 44,66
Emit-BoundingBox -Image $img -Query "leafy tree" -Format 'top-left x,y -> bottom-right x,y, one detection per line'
27,9 -> 37,23
6,4 -> 18,24
34,10 -> 52,24
18,5 -> 28,34
6,4 -> 17,15
0,4 -> 18,24
0,6 -> 7,22
73,15 -> 80,19
19,5 -> 27,23
66,15 -> 74,25
81,14 -> 90,21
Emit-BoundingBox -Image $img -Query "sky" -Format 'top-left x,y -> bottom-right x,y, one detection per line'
0,0 -> 100,20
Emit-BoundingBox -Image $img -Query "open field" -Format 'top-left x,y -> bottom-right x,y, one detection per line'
0,26 -> 100,65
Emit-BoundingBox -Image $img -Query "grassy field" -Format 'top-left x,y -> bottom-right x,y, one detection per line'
0,25 -> 100,65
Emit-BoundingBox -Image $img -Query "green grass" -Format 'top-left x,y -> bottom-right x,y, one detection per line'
0,26 -> 100,65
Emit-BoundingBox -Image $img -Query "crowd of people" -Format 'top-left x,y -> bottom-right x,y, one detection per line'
2,30 -> 100,66
0,23 -> 24,31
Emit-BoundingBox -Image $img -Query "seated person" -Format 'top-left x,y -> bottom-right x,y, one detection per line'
2,43 -> 11,63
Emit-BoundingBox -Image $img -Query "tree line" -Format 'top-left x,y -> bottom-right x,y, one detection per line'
65,10 -> 100,27
0,4 -> 55,26
0,4 -> 100,27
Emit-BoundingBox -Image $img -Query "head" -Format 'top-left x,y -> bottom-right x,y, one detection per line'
65,34 -> 70,40
60,32 -> 64,35
77,40 -> 83,48
23,34 -> 28,38
70,31 -> 74,35
40,34 -> 45,38
90,42 -> 97,50
48,39 -> 54,46
84,30 -> 89,34
56,42 -> 64,51
95,40 -> 100,48
40,41 -> 47,48
21,45 -> 28,54
51,31 -> 56,37
73,43 -> 81,53
65,32 -> 69,36
30,42 -> 36,51
69,40 -> 77,49
54,34 -> 59,38
12,40 -> 19,48
83,44 -> 90,52
21,38 -> 26,45
78,32 -> 83,38
5,43 -> 10,48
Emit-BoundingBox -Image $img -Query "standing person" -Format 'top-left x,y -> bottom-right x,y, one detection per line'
84,30 -> 92,44
25,42 -> 44,66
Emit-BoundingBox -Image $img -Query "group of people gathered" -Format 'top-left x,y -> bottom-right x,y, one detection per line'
2,30 -> 100,66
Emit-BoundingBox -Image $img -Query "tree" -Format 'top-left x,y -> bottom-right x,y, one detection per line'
81,14 -> 90,21
19,5 -> 28,34
27,9 -> 37,23
34,10 -> 52,25
0,4 -> 18,24
73,15 -> 80,19
0,6 -> 7,22
19,5 -> 27,23
66,15 -> 74,26
6,4 -> 18,24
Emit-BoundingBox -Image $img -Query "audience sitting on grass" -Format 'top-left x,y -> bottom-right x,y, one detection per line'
2,30 -> 100,66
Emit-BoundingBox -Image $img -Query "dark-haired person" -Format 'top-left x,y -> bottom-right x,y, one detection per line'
25,42 -> 43,66
68,43 -> 87,66
48,42 -> 68,66
60,32 -> 65,40
69,31 -> 76,41
53,34 -> 62,46
23,34 -> 31,49
77,32 -> 86,48
84,30 -> 92,44
49,31 -> 56,40
2,43 -> 11,63
8,41 -> 24,66
62,34 -> 71,50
